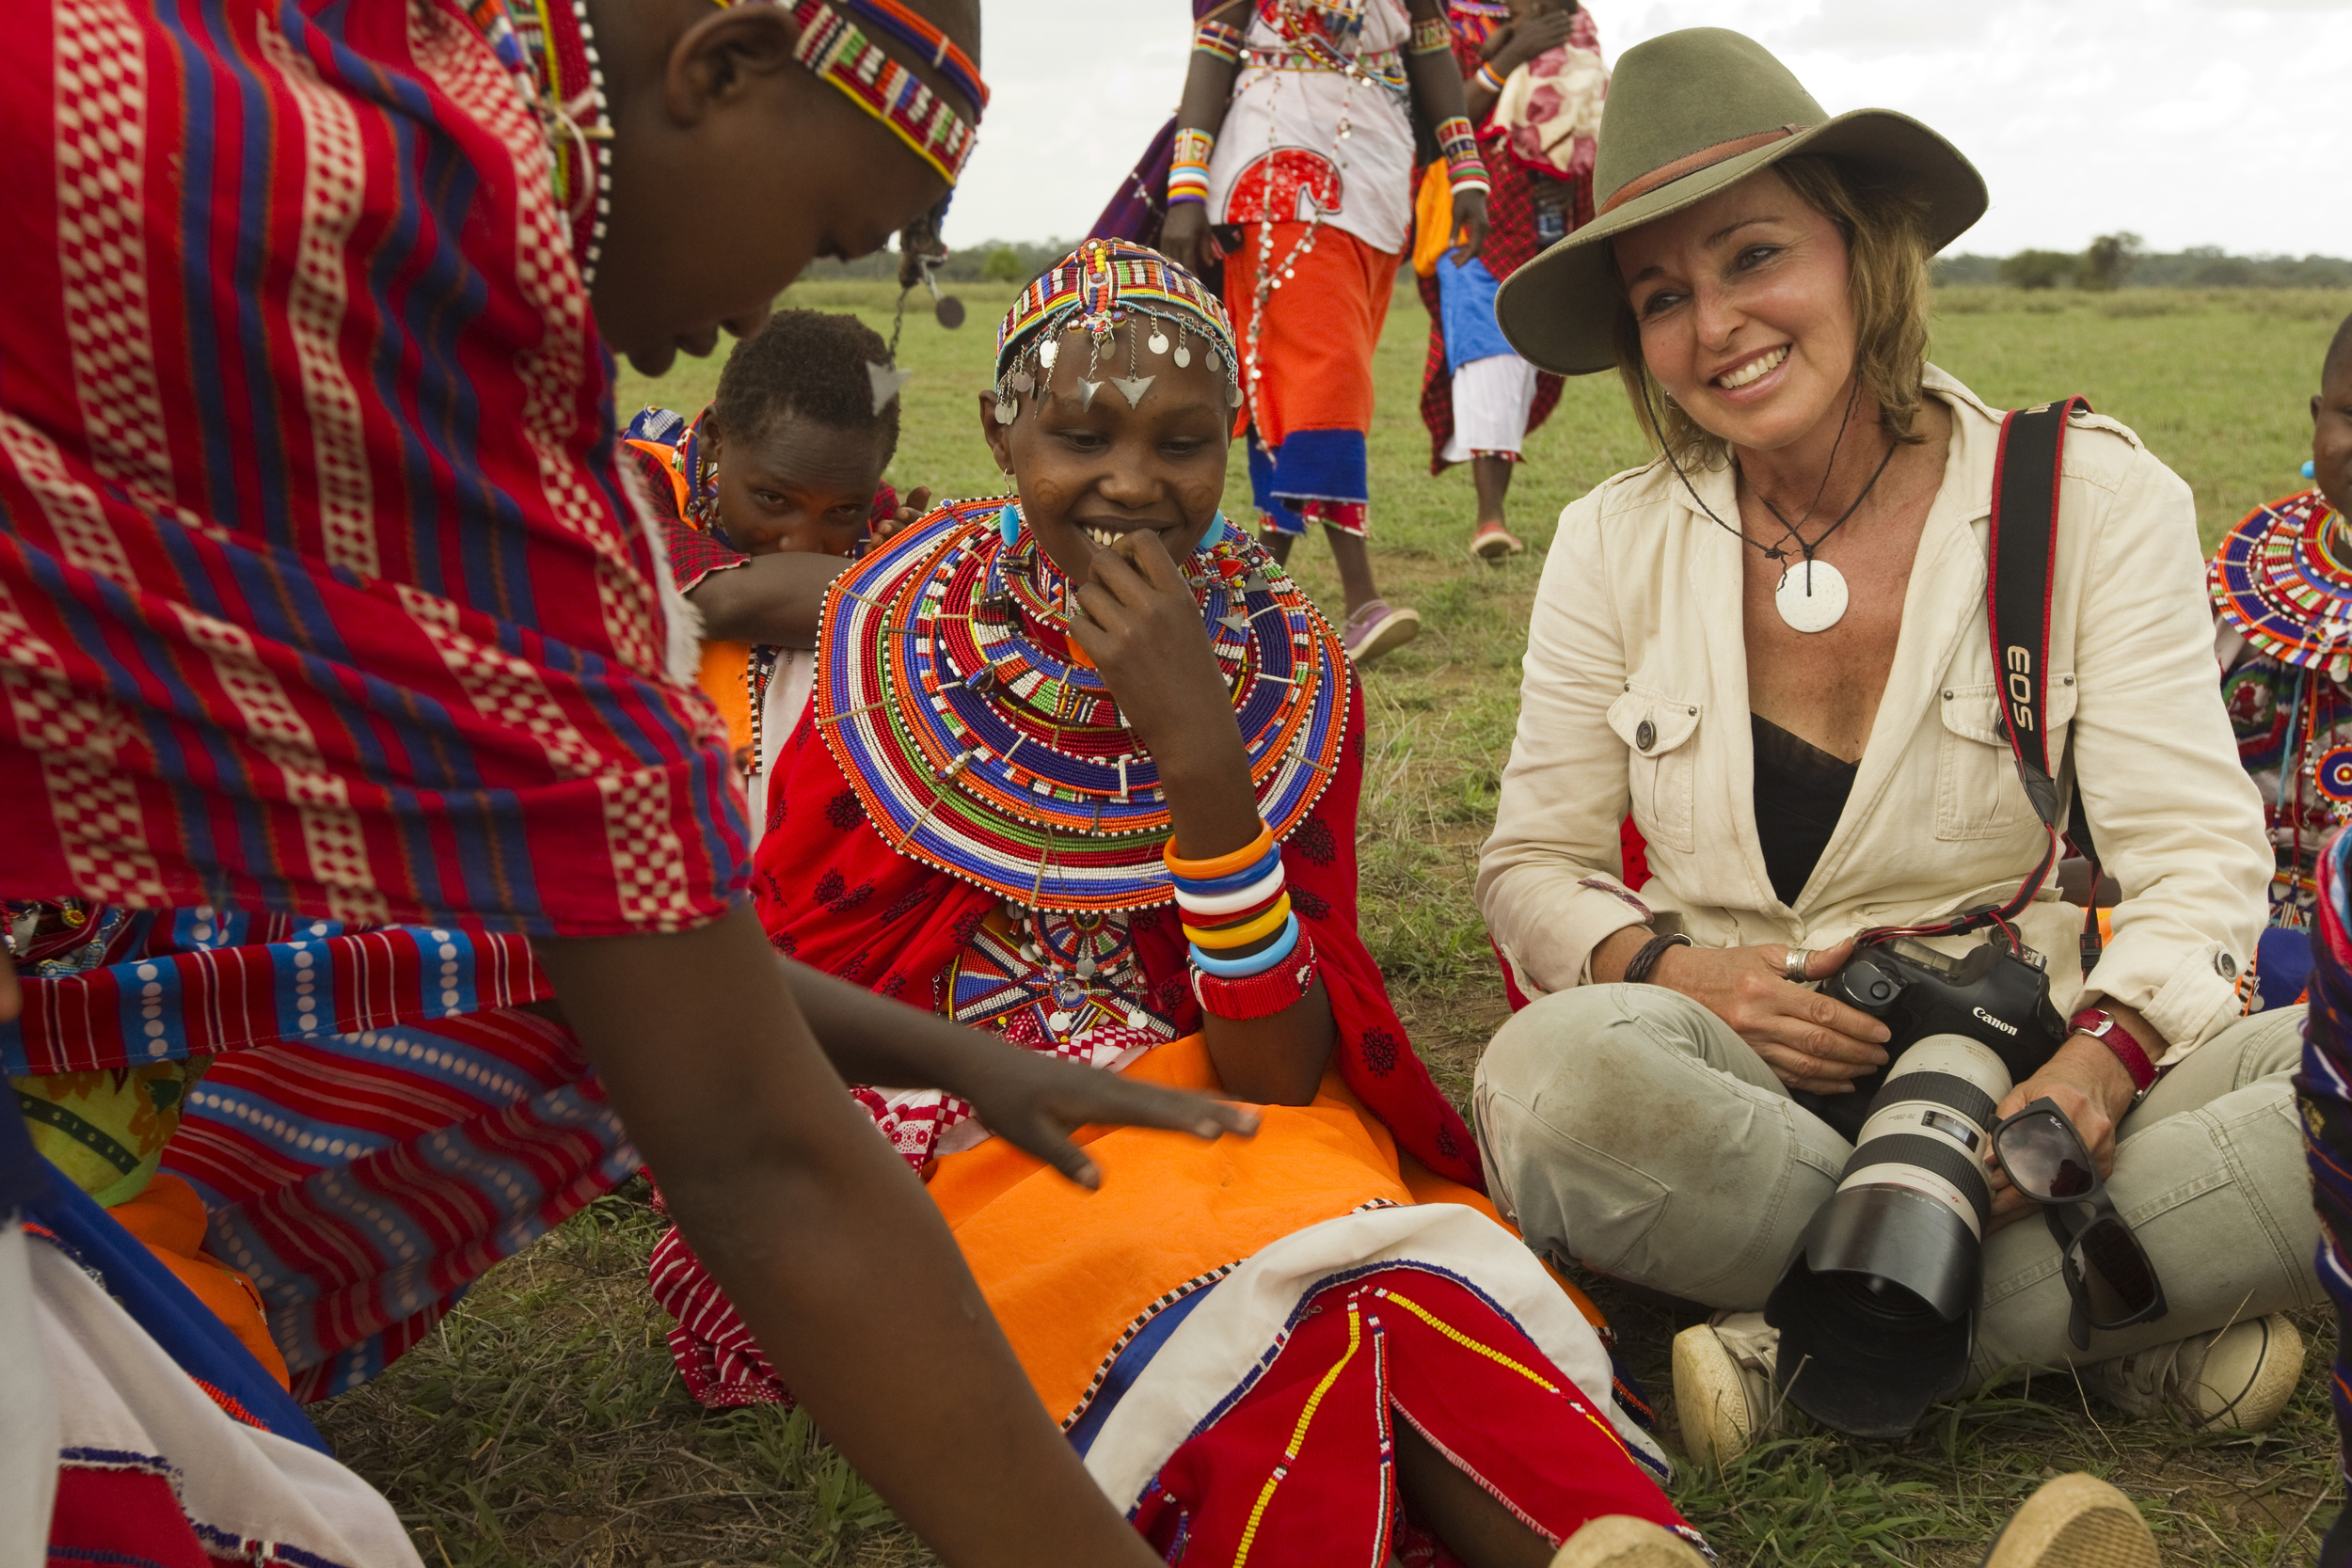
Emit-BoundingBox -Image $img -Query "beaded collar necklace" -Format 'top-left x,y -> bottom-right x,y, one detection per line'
465,0 -> 613,280
816,499 -> 1350,910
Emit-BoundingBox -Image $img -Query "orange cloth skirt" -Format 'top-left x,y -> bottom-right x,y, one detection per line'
926,1034 -> 1601,1425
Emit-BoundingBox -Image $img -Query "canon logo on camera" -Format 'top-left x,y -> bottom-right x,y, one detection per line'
1971,1005 -> 2018,1037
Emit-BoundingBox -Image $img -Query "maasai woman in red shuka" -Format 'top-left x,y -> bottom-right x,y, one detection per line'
649,239 -> 1701,1564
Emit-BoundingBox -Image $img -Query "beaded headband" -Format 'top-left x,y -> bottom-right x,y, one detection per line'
989,239 -> 1243,421
707,0 -> 987,184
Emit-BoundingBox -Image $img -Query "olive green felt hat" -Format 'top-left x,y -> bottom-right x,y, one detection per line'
1493,27 -> 1987,376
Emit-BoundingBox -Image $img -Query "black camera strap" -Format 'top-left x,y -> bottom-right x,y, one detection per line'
1860,398 -> 2096,956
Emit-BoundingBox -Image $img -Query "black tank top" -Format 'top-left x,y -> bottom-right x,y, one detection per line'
1751,713 -> 1858,907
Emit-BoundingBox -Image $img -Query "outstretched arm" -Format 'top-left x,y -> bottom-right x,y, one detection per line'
534,910 -> 1179,1568
783,959 -> 1255,1187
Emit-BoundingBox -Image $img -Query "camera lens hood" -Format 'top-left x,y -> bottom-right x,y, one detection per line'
1762,1037 -> 2011,1439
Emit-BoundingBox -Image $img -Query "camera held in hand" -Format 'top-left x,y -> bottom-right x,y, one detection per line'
1808,932 -> 2070,1141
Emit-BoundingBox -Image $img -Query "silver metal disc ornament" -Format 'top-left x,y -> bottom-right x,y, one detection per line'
1774,558 -> 1849,633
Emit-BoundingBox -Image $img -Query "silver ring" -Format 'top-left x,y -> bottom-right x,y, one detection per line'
1784,947 -> 1813,983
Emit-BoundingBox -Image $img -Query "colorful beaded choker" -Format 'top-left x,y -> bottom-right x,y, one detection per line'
788,0 -> 983,184
815,498 -> 1350,909
991,239 -> 1243,423
2212,490 -> 2352,679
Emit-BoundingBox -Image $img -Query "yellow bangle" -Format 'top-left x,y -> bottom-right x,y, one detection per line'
1183,892 -> 1292,950
1164,821 -> 1275,881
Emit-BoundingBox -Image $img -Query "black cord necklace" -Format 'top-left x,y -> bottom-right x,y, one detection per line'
1641,377 -> 1898,633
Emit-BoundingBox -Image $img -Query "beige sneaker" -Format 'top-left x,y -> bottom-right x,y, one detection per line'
1979,1472 -> 2157,1568
1671,1310 -> 1783,1467
1549,1514 -> 1709,1567
2080,1312 -> 2305,1430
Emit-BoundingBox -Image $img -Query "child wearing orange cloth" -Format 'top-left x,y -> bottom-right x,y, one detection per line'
1160,0 -> 1493,666
648,240 -> 1714,1567
624,309 -> 931,835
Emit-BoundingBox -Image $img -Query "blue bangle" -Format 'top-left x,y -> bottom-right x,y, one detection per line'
1189,912 -> 1300,977
1171,847 -> 1282,899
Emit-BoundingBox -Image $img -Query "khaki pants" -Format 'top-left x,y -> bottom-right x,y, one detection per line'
1473,984 -> 2321,1383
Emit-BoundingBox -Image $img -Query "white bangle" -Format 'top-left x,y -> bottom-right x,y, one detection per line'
1172,861 -> 1287,918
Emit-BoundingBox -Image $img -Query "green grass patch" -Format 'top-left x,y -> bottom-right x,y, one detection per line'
319,280 -> 2351,1563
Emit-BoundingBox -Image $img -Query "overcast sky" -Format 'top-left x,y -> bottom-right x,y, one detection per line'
944,0 -> 2351,260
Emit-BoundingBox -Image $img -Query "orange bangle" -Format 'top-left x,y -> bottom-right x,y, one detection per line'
1163,820 -> 1275,880
1183,893 -> 1292,950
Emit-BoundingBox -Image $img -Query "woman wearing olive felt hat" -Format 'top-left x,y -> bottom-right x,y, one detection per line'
1472,24 -> 2315,1492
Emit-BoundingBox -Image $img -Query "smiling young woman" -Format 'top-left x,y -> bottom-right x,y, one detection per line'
1473,24 -> 2315,1491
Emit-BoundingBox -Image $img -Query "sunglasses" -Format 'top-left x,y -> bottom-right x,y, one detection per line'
1989,1098 -> 2168,1351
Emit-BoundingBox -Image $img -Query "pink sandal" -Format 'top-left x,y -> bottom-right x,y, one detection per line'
1471,520 -> 1525,561
1341,598 -> 1422,665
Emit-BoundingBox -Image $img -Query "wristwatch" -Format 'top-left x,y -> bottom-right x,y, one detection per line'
2068,1005 -> 2157,1094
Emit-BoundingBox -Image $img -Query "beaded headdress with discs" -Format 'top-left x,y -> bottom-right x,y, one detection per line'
989,239 -> 1245,424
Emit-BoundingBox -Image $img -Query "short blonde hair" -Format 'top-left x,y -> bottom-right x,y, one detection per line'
1612,156 -> 1934,464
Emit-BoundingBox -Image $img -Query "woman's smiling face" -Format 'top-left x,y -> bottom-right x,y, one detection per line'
1612,167 -> 1858,454
978,321 -> 1232,580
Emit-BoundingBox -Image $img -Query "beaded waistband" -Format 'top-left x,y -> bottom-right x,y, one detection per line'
1241,44 -> 1406,89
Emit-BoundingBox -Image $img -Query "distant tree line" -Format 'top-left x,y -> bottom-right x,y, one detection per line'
795,238 -> 1075,286
1935,237 -> 2352,291
798,232 -> 2352,293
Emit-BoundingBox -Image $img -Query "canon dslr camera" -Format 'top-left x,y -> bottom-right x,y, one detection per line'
1809,935 -> 2068,1139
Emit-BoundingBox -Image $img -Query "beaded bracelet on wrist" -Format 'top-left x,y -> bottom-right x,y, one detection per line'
1193,928 -> 1321,1020
1193,18 -> 1244,62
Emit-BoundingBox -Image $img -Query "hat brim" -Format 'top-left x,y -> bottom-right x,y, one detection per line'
1493,108 -> 1988,376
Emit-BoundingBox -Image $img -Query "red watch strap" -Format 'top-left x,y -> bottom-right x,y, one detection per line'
2070,1006 -> 2156,1092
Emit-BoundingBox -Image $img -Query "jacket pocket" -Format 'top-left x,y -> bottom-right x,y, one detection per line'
1934,676 -> 2078,841
1607,688 -> 1704,854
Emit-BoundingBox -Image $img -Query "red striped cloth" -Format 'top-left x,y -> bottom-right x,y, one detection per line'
0,0 -> 744,937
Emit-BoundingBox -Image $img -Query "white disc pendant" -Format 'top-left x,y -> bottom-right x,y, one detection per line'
1774,559 -> 1849,633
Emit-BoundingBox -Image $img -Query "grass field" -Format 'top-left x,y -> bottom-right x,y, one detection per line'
312,284 -> 2352,1566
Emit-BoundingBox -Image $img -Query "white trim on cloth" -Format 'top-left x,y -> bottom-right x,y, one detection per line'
1078,1202 -> 1671,1511
27,1234 -> 424,1568
1442,354 -> 1540,464
0,1224 -> 57,1568
747,651 -> 816,838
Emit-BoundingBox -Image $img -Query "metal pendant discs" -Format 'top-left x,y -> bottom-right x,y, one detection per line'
1773,558 -> 1849,633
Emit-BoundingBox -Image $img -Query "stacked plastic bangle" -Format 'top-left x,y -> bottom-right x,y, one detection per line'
1435,114 -> 1490,195
1168,127 -> 1215,208
1193,18 -> 1244,64
1473,61 -> 1507,94
1166,823 -> 1321,1020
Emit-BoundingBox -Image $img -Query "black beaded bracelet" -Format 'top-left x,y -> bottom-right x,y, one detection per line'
1620,931 -> 1692,987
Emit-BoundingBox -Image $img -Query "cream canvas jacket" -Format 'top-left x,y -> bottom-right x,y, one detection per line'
1476,366 -> 2270,1065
